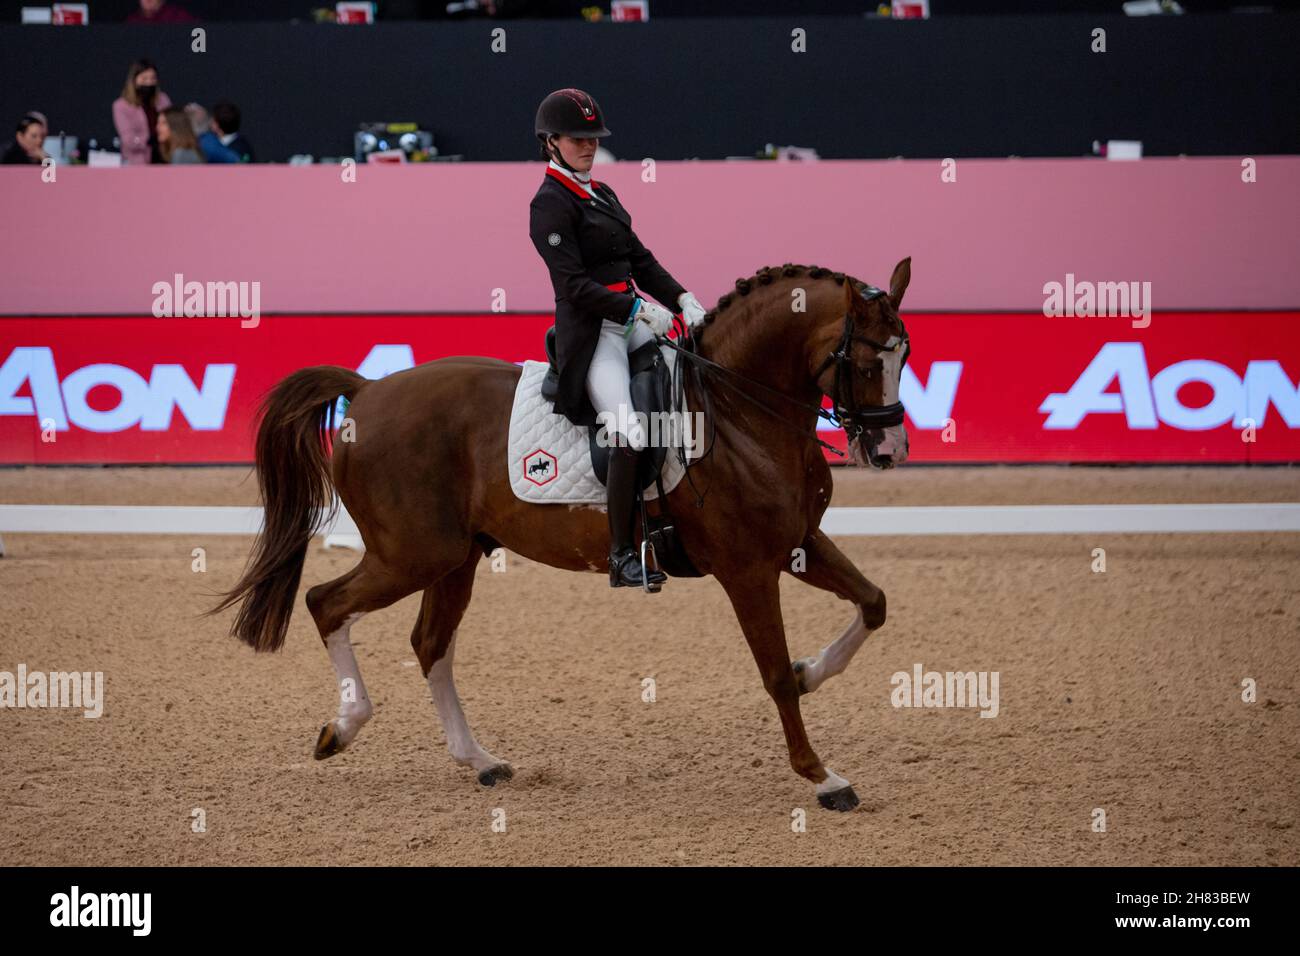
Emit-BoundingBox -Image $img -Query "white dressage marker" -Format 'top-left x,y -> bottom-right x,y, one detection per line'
820,503 -> 1300,535
3,502 -> 1299,542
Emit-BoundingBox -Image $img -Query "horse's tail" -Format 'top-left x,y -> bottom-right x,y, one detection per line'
211,366 -> 367,652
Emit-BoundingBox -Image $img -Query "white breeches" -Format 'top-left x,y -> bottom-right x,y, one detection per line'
586,317 -> 656,451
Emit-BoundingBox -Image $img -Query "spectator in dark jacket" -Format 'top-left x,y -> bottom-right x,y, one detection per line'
212,102 -> 255,162
2,116 -> 47,164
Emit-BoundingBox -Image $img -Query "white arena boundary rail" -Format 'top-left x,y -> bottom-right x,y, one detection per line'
2,503 -> 1299,556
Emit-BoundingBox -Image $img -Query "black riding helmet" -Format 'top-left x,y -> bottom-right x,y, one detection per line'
535,88 -> 610,169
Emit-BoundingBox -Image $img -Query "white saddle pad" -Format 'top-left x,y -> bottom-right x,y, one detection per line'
507,350 -> 699,505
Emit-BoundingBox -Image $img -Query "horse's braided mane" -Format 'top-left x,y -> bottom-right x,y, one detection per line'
696,264 -> 874,338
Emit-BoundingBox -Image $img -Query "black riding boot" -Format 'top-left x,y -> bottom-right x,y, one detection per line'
607,443 -> 666,589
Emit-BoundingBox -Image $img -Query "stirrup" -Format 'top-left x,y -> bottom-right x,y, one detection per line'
640,538 -> 665,593
609,548 -> 665,592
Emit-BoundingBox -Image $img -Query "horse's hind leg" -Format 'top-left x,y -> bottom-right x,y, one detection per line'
785,529 -> 887,696
409,550 -> 513,786
306,555 -> 425,760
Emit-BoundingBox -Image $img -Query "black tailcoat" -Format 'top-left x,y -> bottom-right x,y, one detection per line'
528,168 -> 686,427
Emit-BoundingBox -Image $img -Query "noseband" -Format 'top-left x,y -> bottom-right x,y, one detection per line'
811,285 -> 909,444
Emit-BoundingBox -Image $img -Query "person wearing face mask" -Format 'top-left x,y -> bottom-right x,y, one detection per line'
528,88 -> 709,591
112,58 -> 172,165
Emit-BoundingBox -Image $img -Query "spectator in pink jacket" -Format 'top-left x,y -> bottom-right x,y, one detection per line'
112,58 -> 172,165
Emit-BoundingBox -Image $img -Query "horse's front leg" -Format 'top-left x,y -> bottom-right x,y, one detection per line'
716,566 -> 860,812
785,529 -> 887,696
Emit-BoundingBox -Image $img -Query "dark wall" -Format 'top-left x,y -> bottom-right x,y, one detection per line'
3,1 -> 1292,19
0,0 -> 313,20
3,14 -> 1297,162
0,1 -> 596,20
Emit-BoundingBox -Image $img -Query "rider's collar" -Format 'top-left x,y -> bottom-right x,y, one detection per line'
548,158 -> 593,186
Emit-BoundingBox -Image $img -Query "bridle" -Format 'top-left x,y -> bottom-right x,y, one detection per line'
810,285 -> 909,446
656,283 -> 909,502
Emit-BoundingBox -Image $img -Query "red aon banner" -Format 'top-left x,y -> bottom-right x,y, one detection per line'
0,312 -> 1296,464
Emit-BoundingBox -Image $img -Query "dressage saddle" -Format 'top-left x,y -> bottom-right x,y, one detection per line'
541,325 -> 667,492
541,325 -> 701,580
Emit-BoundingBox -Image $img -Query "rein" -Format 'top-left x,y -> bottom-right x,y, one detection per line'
658,329 -> 843,453
656,287 -> 909,506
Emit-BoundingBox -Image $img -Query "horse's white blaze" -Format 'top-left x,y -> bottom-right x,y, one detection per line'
876,334 -> 909,463
801,609 -> 869,694
816,768 -> 850,795
426,629 -> 505,773
880,335 -> 905,405
325,612 -> 371,746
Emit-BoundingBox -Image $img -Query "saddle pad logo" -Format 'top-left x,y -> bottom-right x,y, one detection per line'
522,448 -> 558,486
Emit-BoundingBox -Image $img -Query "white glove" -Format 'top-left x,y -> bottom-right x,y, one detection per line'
632,298 -> 674,336
677,291 -> 707,329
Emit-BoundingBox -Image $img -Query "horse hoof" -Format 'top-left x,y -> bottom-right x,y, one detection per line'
477,764 -> 514,787
793,658 -> 815,695
313,722 -> 344,760
817,785 -> 860,812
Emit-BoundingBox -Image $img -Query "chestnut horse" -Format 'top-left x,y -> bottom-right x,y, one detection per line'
214,259 -> 912,811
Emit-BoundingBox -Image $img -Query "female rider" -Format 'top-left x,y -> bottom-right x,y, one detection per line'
528,88 -> 707,590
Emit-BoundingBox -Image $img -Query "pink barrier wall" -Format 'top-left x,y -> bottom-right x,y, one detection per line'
2,158 -> 1297,315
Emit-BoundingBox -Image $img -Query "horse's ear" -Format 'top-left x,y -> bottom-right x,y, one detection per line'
888,257 -> 912,310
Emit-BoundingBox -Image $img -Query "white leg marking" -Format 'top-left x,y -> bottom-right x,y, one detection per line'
815,767 -> 851,795
798,609 -> 870,694
325,612 -> 372,748
427,629 -> 507,774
